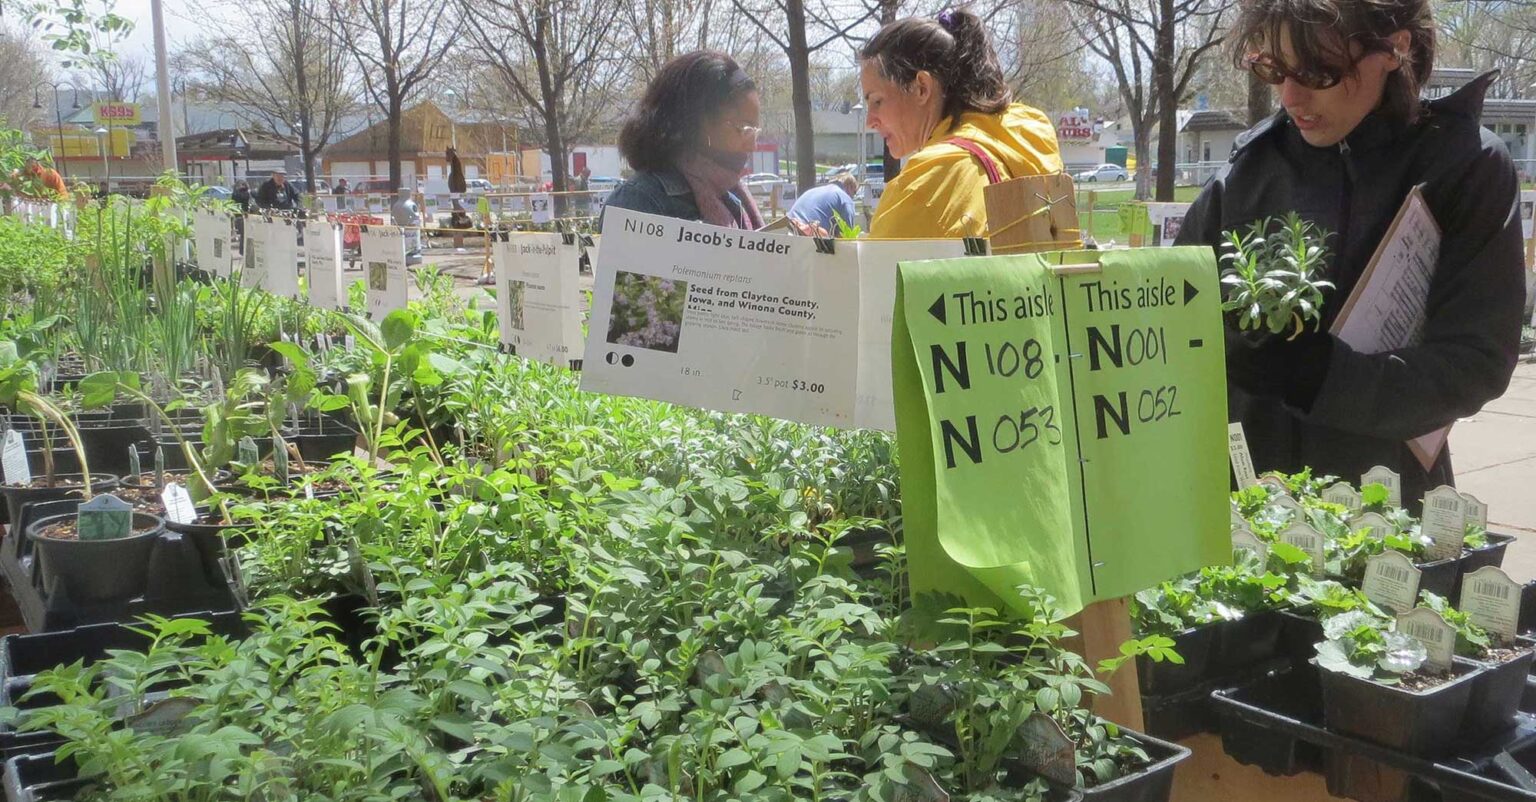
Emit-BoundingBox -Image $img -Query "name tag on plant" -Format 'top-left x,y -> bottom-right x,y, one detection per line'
1460,492 -> 1488,530
1459,566 -> 1521,641
1362,551 -> 1422,613
891,765 -> 949,802
1280,523 -> 1325,575
1230,506 -> 1246,530
237,436 -> 260,466
1,429 -> 29,485
1363,466 -> 1402,509
1228,423 -> 1258,488
1352,511 -> 1395,537
123,697 -> 198,737
127,447 -> 141,481
1322,482 -> 1363,512
1421,485 -> 1467,561
1397,607 -> 1455,673
1258,474 -> 1290,495
274,444 -> 289,483
77,495 -> 133,541
1231,528 -> 1268,565
161,483 -> 196,525
153,446 -> 165,488
1017,712 -> 1076,786
1268,494 -> 1304,518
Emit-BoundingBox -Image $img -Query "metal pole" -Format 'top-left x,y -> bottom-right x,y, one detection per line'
53,94 -> 69,181
151,0 -> 179,174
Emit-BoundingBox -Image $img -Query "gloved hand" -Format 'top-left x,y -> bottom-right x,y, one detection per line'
1225,328 -> 1335,412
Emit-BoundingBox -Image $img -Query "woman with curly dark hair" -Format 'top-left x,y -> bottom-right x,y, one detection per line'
603,51 -> 762,230
1175,0 -> 1526,506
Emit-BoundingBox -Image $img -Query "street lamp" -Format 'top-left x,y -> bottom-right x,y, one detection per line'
32,81 -> 81,180
94,126 -> 109,194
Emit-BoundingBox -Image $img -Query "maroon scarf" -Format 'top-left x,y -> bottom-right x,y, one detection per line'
676,151 -> 763,229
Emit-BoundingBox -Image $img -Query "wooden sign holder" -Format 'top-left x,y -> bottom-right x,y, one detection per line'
980,179 -> 1144,729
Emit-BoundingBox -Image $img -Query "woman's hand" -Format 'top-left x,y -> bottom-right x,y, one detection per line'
786,217 -> 829,237
1226,328 -> 1335,411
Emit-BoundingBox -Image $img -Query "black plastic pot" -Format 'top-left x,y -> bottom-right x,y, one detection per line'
291,428 -> 358,461
1415,555 -> 1461,601
75,423 -> 150,477
1457,647 -> 1535,746
28,511 -> 165,605
1453,533 -> 1517,602
1137,624 -> 1217,696
1318,659 -> 1483,758
1078,729 -> 1190,802
0,474 -> 121,531
1279,610 -> 1324,671
3,751 -> 83,802
1212,611 -> 1285,674
1213,667 -> 1326,777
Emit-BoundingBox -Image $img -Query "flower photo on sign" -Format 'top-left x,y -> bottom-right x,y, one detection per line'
606,271 -> 686,353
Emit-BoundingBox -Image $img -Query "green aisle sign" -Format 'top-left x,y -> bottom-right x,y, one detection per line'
892,247 -> 1228,615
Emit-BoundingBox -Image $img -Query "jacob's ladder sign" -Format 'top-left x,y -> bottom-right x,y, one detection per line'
891,247 -> 1229,615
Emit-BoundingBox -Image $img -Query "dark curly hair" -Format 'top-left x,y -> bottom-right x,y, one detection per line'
619,51 -> 757,173
859,10 -> 1012,123
1230,0 -> 1435,123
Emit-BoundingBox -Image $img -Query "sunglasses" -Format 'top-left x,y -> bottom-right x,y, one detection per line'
1243,52 -> 1348,90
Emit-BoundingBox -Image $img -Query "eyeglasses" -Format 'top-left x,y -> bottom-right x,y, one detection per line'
1243,52 -> 1347,90
727,121 -> 763,140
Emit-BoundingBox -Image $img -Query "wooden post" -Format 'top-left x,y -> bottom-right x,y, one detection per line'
1071,598 -> 1144,729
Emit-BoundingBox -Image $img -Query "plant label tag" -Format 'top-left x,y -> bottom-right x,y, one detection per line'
1362,551 -> 1422,613
1017,711 -> 1076,786
237,436 -> 260,466
1352,512 -> 1395,537
38,360 -> 54,391
344,334 -> 356,351
1323,482 -> 1363,513
1363,466 -> 1402,509
1397,607 -> 1455,673
1231,528 -> 1268,565
1258,474 -> 1290,495
127,447 -> 141,481
1268,494 -> 1304,519
210,366 -> 225,398
1,429 -> 29,486
77,495 -> 133,542
154,446 -> 166,489
891,765 -> 950,802
304,482 -> 315,500
1280,523 -> 1325,575
124,697 -> 198,737
1422,485 -> 1467,562
274,443 -> 289,483
1228,423 -> 1258,488
1230,507 -> 1246,530
1460,566 -> 1521,641
161,483 -> 196,525
150,406 -> 163,437
1460,492 -> 1488,530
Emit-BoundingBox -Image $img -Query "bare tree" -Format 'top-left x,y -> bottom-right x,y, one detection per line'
80,54 -> 148,101
179,0 -> 361,190
621,0 -> 718,81
318,0 -> 459,189
731,0 -> 880,190
460,0 -> 625,207
0,21 -> 50,131
988,0 -> 1100,114
1066,0 -> 1231,199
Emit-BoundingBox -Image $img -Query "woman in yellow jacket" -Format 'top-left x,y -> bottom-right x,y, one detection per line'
861,9 -> 1063,239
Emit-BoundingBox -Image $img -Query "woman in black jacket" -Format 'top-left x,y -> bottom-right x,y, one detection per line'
601,51 -> 763,231
1176,0 -> 1526,507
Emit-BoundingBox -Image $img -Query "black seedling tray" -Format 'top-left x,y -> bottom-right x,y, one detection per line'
2,752 -> 84,802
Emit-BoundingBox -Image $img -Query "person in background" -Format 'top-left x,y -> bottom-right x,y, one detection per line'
255,167 -> 301,211
391,186 -> 423,262
604,50 -> 763,230
333,178 -> 350,210
787,174 -> 859,234
18,158 -> 68,200
860,9 -> 1063,238
1175,0 -> 1524,506
232,180 -> 252,212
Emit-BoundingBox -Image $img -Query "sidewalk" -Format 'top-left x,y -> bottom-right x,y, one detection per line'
1452,357 -> 1536,580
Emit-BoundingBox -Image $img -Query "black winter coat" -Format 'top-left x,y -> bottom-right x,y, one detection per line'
1175,73 -> 1526,508
255,178 -> 301,210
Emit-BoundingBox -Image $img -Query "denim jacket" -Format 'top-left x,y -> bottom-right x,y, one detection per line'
598,169 -> 747,231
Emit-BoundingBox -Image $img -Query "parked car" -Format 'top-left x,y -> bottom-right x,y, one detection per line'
291,179 -> 331,195
352,179 -> 394,195
198,185 -> 233,201
587,176 -> 621,201
464,178 -> 493,194
743,173 -> 797,203
1074,163 -> 1130,182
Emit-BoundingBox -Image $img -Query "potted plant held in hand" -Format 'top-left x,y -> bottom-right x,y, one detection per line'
1220,212 -> 1334,341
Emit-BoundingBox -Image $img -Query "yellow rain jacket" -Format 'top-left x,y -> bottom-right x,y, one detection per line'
869,103 -> 1064,239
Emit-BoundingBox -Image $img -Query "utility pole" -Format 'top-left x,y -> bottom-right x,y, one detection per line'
151,0 -> 179,174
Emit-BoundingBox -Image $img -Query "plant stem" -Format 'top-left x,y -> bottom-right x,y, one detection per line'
18,391 -> 89,497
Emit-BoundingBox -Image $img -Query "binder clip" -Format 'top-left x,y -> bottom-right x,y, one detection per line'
963,237 -> 988,256
561,232 -> 577,246
580,234 -> 595,248
814,237 -> 836,255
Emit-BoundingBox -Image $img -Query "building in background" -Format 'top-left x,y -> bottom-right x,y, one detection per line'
320,102 -> 515,188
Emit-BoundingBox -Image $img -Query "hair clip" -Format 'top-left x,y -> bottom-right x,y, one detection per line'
936,9 -> 956,29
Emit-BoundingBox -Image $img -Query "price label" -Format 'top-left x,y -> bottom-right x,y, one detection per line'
1228,423 -> 1257,488
1421,485 -> 1467,562
1363,466 -> 1402,509
1352,511 -> 1396,537
1017,712 -> 1076,786
1362,551 -> 1422,613
1322,482 -> 1363,513
1231,528 -> 1268,565
77,494 -> 133,541
161,483 -> 196,525
1,429 -> 29,486
1459,565 -> 1521,641
1460,492 -> 1488,530
1280,523 -> 1325,575
1397,607 -> 1455,673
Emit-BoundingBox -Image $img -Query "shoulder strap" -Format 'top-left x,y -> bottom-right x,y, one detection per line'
945,137 -> 1004,185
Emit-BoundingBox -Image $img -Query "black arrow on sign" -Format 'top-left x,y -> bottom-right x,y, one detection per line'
1183,280 -> 1199,305
929,294 -> 947,324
